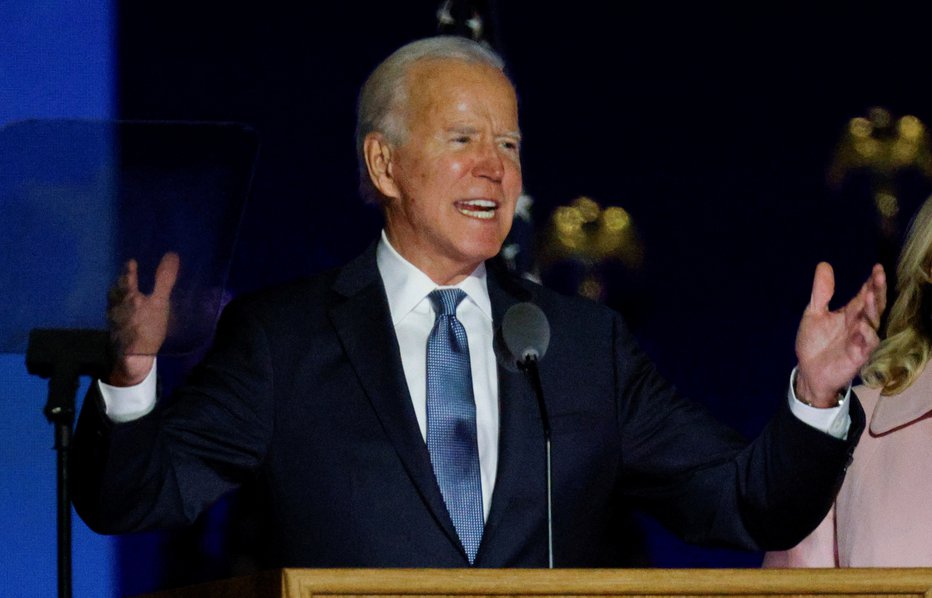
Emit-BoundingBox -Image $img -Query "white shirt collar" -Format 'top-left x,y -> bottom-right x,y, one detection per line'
375,230 -> 492,325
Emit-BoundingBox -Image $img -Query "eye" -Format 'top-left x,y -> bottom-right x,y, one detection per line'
500,139 -> 520,153
451,135 -> 471,144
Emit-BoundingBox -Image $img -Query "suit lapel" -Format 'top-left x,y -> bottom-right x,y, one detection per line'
329,250 -> 545,563
328,246 -> 463,556
478,263 -> 547,564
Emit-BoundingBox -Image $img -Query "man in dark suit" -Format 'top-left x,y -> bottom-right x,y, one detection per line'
73,36 -> 886,568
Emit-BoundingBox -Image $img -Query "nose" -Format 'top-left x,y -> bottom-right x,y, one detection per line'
472,140 -> 505,182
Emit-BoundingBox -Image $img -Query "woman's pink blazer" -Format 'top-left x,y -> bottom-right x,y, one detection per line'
764,364 -> 932,567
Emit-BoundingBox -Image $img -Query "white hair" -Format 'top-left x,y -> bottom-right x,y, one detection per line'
355,36 -> 508,203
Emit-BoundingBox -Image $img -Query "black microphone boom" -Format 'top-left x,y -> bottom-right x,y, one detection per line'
501,303 -> 554,568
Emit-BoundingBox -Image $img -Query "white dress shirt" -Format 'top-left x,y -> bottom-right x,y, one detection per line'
376,232 -> 498,520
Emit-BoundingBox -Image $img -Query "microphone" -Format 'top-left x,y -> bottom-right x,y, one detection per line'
501,302 -> 554,568
502,302 -> 551,365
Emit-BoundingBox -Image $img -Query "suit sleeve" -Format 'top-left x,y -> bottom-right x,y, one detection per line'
72,298 -> 275,534
762,504 -> 838,566
610,312 -> 863,551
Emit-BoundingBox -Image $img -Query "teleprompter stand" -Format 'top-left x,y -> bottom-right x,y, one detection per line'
26,329 -> 110,598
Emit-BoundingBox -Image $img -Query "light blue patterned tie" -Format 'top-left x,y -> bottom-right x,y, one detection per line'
426,288 -> 484,564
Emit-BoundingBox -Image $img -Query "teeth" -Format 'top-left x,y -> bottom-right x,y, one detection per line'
458,207 -> 495,219
457,200 -> 497,220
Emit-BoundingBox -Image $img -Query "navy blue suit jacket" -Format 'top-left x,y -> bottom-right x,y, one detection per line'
73,245 -> 863,567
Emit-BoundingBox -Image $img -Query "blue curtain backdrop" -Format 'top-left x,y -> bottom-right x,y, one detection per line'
1,1 -> 117,597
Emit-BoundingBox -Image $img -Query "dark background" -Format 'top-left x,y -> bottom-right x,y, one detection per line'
110,1 -> 932,591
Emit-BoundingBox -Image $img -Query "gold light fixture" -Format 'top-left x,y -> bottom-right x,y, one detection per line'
829,107 -> 932,235
541,196 -> 643,301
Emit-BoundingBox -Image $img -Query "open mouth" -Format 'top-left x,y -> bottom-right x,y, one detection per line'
455,199 -> 498,220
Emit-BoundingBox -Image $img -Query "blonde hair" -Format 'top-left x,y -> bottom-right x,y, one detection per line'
862,195 -> 932,394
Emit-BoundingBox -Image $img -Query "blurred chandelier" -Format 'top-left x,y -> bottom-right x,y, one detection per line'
829,107 -> 932,230
541,196 -> 643,301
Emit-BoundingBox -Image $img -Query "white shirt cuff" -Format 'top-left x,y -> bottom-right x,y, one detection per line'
98,359 -> 158,423
787,366 -> 851,440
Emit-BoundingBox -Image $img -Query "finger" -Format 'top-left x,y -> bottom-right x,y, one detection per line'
107,283 -> 127,307
865,324 -> 881,351
124,259 -> 139,293
859,317 -> 880,346
862,287 -> 881,332
808,262 -> 835,314
153,252 -> 180,300
871,264 -> 888,316
848,265 -> 886,329
848,321 -> 880,362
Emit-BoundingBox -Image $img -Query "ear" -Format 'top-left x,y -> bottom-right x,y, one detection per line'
363,133 -> 401,200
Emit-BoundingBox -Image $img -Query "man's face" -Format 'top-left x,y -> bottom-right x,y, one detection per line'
378,59 -> 522,284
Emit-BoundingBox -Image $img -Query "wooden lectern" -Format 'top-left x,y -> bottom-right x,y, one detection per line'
143,568 -> 932,597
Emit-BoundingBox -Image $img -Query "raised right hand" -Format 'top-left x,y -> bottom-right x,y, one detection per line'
107,252 -> 179,386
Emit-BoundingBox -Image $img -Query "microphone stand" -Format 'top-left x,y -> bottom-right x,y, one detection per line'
518,355 -> 553,568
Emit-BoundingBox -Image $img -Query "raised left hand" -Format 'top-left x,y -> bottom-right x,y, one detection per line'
795,262 -> 886,408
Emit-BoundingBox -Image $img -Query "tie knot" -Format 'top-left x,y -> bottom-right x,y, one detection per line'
429,288 -> 466,317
